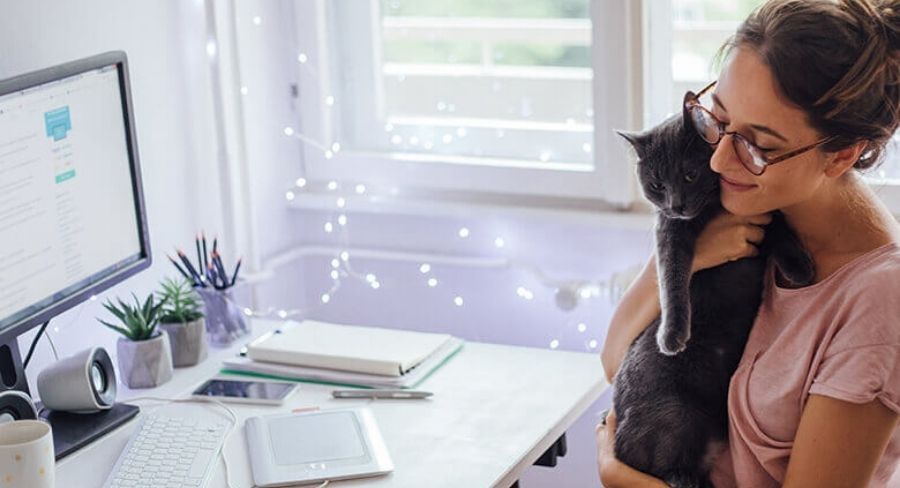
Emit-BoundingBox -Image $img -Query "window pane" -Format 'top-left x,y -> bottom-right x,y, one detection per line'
670,0 -> 761,110
328,0 -> 593,167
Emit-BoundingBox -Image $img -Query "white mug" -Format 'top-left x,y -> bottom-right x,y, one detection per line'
0,420 -> 54,488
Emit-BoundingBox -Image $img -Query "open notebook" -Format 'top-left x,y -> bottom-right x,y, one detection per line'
246,320 -> 457,377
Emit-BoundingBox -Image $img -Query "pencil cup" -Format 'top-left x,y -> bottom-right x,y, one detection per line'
0,420 -> 55,488
195,287 -> 250,347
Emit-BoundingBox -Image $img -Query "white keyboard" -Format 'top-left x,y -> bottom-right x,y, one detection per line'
102,412 -> 230,488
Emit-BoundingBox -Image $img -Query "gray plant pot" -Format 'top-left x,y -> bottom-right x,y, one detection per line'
160,318 -> 208,368
116,333 -> 174,389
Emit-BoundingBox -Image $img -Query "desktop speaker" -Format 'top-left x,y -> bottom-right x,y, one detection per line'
0,390 -> 38,423
37,347 -> 117,413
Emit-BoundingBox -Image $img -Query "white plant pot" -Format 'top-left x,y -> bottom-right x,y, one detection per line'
160,318 -> 208,368
116,333 -> 174,389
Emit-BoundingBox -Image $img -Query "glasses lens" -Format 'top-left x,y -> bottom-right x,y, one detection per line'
690,107 -> 719,144
733,136 -> 766,175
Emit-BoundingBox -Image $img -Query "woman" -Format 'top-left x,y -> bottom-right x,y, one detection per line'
596,0 -> 900,486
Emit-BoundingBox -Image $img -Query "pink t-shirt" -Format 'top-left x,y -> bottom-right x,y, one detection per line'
709,242 -> 900,487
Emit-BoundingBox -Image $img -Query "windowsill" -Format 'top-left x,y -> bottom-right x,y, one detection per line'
285,181 -> 656,230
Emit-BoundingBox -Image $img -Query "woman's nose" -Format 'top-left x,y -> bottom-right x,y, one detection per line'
709,133 -> 742,175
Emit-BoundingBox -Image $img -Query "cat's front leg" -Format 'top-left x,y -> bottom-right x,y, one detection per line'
655,218 -> 698,356
764,211 -> 815,286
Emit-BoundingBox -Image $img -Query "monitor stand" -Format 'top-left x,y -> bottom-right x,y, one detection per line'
38,402 -> 141,460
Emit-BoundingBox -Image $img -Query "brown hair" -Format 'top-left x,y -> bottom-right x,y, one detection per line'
719,0 -> 900,170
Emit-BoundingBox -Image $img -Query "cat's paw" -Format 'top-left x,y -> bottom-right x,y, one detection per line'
656,313 -> 691,356
775,249 -> 816,286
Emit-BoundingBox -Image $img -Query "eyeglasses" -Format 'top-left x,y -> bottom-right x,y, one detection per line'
683,81 -> 834,176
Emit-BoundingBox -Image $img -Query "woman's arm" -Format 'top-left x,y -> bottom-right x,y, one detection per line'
600,254 -> 661,383
600,211 -> 773,383
783,395 -> 898,487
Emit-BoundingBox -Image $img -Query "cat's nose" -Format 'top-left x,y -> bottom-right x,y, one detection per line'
672,204 -> 686,214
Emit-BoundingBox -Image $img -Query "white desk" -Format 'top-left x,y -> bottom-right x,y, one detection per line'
57,319 -> 608,487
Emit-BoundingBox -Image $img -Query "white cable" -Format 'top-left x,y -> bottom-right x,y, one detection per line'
45,332 -> 59,361
128,396 -> 239,488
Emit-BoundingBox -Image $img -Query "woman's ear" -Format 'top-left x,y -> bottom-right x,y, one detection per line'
823,140 -> 868,178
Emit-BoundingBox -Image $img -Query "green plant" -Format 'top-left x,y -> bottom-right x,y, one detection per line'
99,293 -> 167,341
156,277 -> 204,324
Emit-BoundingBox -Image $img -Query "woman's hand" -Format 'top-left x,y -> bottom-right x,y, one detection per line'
596,409 -> 670,488
692,210 -> 772,274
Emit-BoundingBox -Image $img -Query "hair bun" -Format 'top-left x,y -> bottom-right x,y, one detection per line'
877,0 -> 900,50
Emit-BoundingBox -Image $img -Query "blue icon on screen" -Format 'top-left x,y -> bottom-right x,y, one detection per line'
45,106 -> 71,141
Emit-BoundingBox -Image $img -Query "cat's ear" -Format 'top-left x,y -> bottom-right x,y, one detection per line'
615,129 -> 650,156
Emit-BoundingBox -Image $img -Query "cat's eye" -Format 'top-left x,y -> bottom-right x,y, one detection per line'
684,171 -> 698,183
649,182 -> 664,192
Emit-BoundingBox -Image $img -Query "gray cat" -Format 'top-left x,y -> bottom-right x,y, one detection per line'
610,103 -> 815,487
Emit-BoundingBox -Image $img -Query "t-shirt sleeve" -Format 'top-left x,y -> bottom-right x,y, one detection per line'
809,344 -> 900,413
808,284 -> 900,414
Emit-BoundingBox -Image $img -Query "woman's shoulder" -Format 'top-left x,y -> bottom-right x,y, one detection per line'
828,242 -> 900,347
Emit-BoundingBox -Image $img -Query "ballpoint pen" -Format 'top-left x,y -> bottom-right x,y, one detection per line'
331,389 -> 433,399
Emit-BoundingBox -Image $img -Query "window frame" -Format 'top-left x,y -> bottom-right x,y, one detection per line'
291,0 -> 643,208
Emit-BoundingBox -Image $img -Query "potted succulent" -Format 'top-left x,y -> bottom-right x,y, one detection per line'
156,277 -> 207,367
99,293 -> 173,389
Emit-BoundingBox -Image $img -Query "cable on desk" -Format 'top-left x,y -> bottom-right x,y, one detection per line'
129,396 -> 239,488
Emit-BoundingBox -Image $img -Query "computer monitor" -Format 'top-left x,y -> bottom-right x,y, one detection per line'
0,52 -> 151,405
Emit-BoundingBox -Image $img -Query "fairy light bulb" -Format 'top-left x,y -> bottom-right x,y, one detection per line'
327,180 -> 338,191
355,184 -> 366,195
325,95 -> 335,106
338,214 -> 347,226
285,191 -> 295,201
331,258 -> 340,268
453,296 -> 464,307
340,251 -> 349,261
325,150 -> 334,159
321,293 -> 331,303
588,339 -> 598,349
549,339 -> 559,349
366,274 -> 376,283
336,197 -> 346,208
419,263 -> 431,273
427,278 -> 438,287
283,126 -> 295,136
577,322 -> 587,333
297,53 -> 308,63
206,41 -> 217,57
330,270 -> 339,280
252,16 -> 262,25
494,237 -> 505,248
458,227 -> 470,238
324,222 -> 333,233
240,86 -> 248,95
295,177 -> 307,188
331,142 -> 341,153
277,310 -> 287,319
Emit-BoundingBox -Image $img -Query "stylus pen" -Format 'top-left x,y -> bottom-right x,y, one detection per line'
332,389 -> 433,399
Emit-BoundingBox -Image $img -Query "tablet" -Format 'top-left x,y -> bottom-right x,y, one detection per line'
245,407 -> 393,487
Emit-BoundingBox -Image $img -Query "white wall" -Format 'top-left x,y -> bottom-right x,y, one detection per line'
0,0 -> 227,392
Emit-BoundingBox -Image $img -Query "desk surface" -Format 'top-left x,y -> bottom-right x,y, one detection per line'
56,319 -> 607,487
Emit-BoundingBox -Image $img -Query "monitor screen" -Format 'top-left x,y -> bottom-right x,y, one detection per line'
0,53 -> 150,340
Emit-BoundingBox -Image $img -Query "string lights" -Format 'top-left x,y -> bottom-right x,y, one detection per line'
232,13 -> 640,352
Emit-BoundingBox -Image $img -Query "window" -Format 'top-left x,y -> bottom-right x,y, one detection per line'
292,0 -> 639,206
